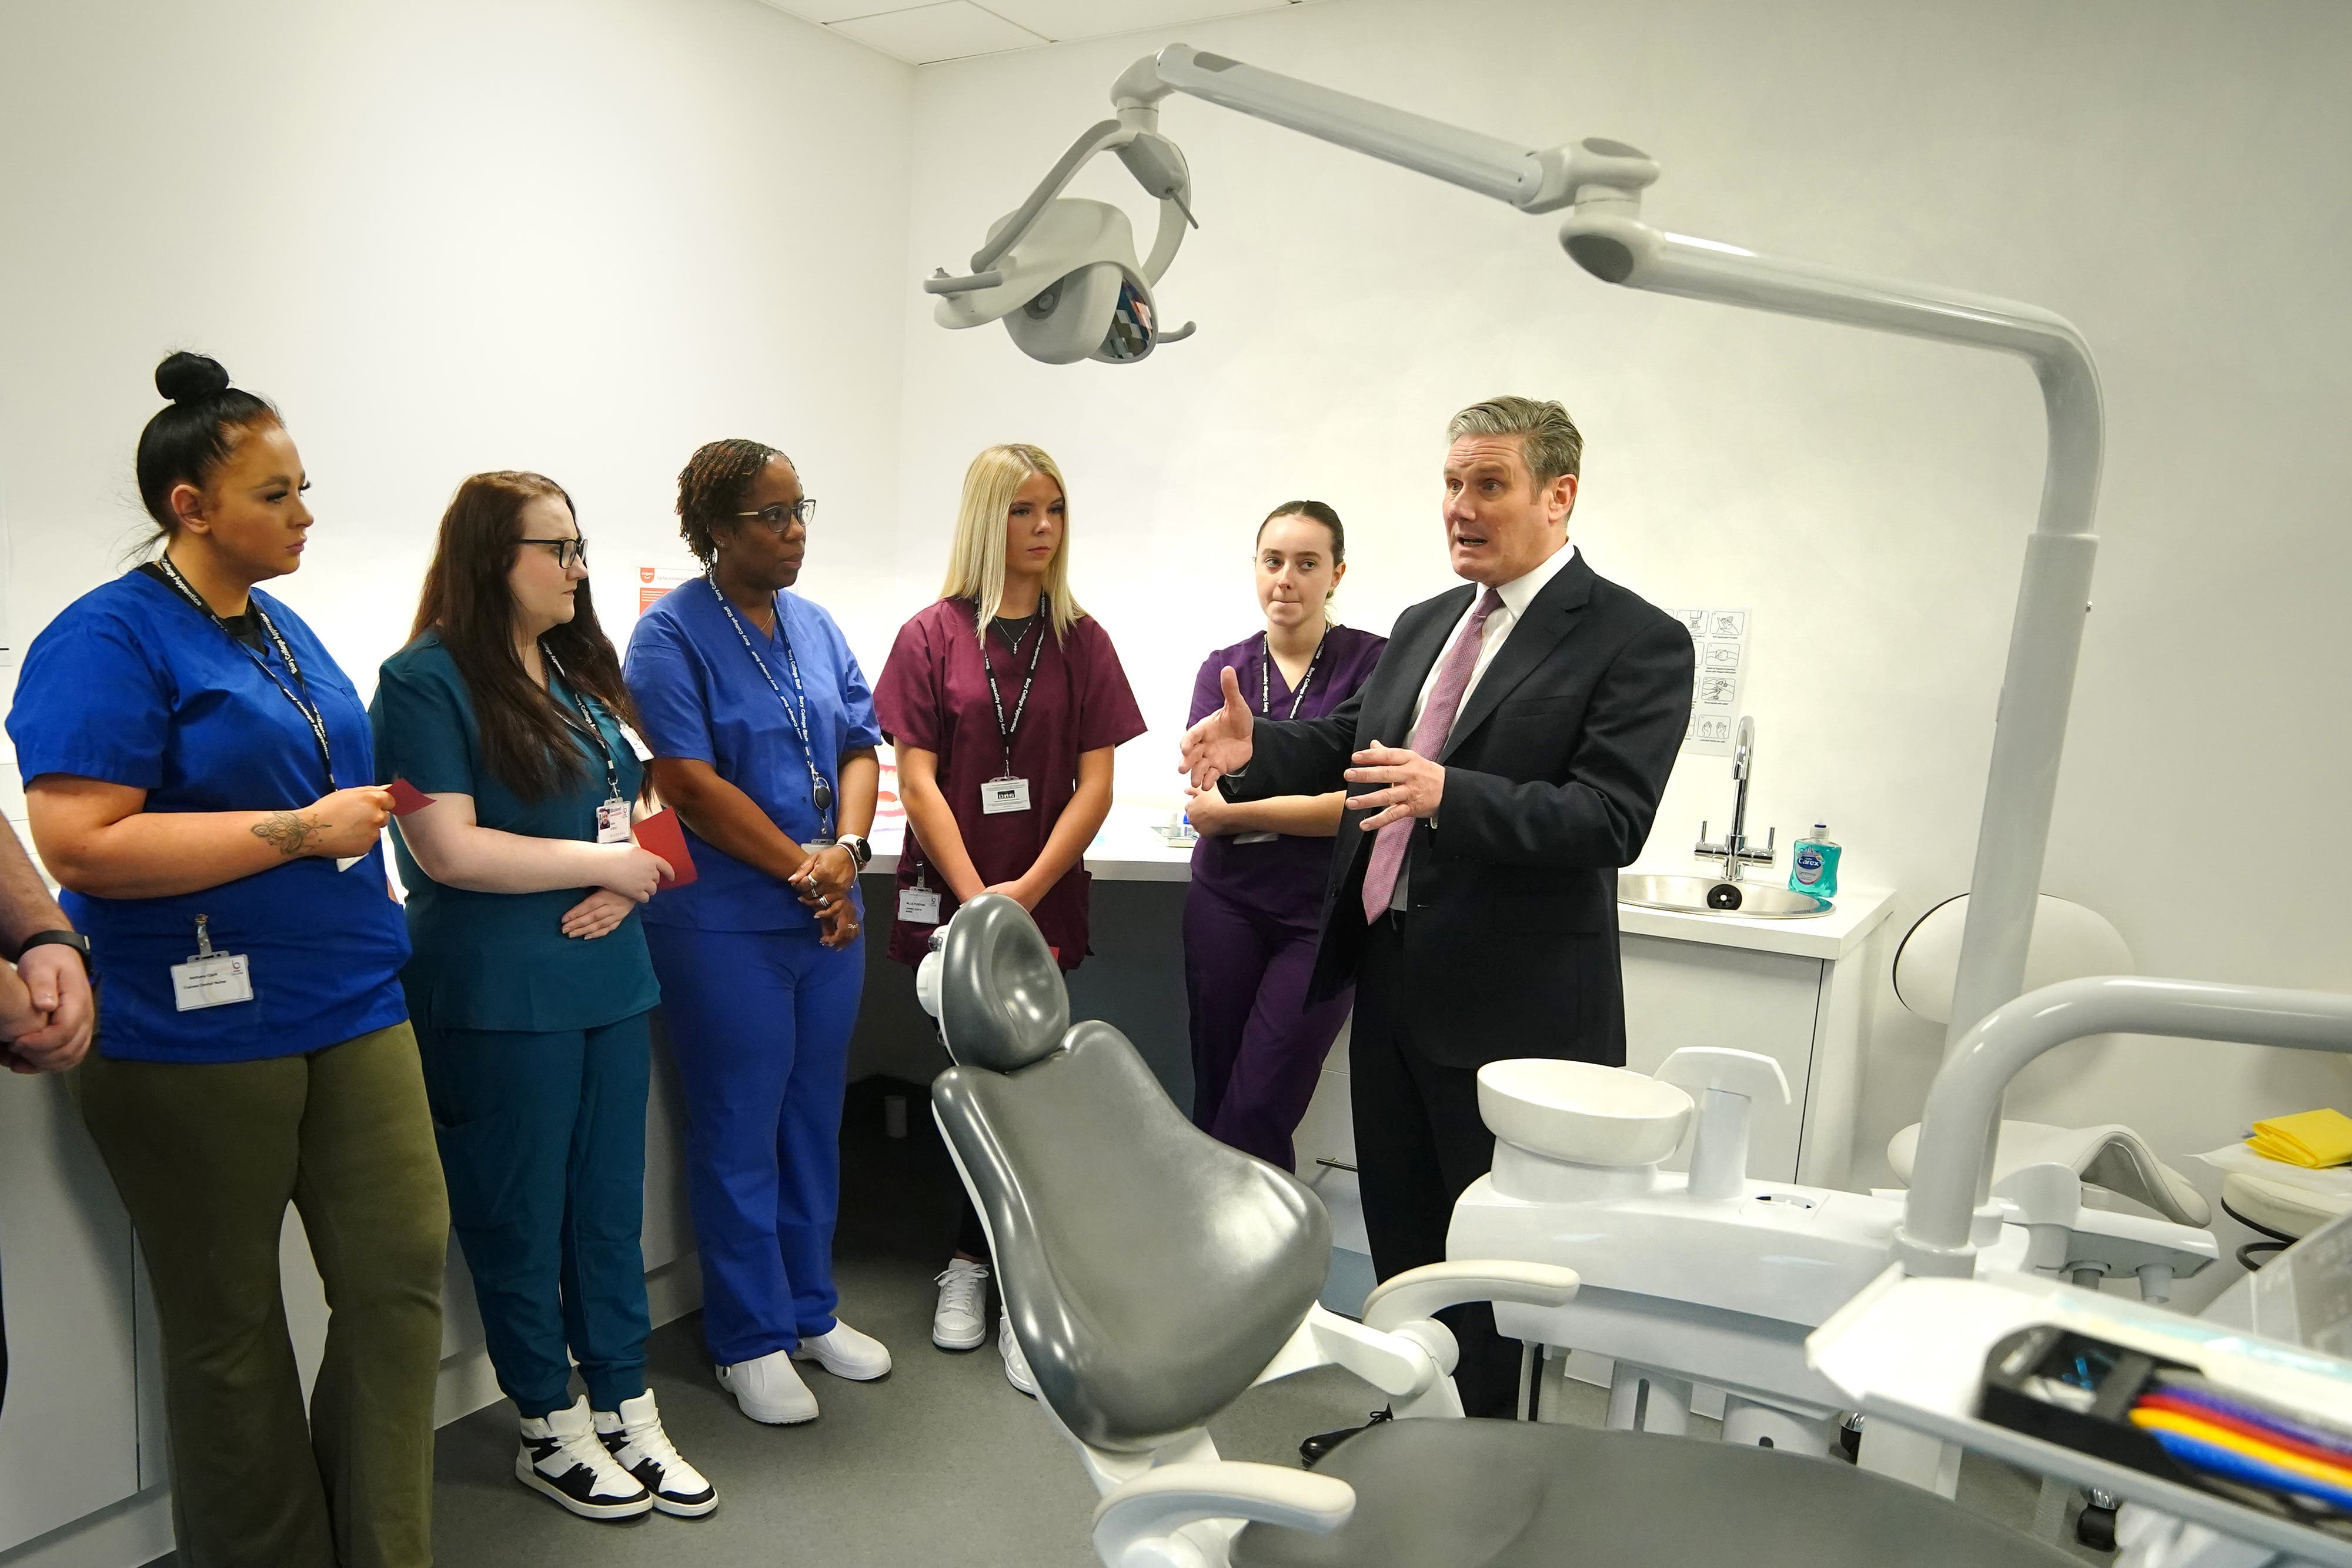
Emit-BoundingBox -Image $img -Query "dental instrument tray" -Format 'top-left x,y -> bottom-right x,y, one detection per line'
1979,1326 -> 2352,1534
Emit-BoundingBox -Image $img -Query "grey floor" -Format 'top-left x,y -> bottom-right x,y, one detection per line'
156,1079 -> 2112,1566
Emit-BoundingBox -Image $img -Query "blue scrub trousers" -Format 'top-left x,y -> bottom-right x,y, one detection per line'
414,1011 -> 653,1418
646,923 -> 864,1368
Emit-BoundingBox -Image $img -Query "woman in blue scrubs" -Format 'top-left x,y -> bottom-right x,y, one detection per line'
8,353 -> 446,1568
373,471 -> 713,1522
624,439 -> 888,1427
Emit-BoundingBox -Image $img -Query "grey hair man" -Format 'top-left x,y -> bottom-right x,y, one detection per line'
1181,394 -> 1692,1433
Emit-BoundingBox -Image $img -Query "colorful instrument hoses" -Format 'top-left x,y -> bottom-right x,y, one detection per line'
2129,1374 -> 2352,1514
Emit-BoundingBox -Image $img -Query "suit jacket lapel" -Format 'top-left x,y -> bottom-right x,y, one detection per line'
1372,584 -> 1473,745
1439,553 -> 1596,763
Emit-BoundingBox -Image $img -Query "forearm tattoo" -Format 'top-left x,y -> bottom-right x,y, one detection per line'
250,810 -> 320,858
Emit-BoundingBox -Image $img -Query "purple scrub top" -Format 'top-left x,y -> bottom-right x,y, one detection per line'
1187,623 -> 1385,920
875,597 -> 1148,969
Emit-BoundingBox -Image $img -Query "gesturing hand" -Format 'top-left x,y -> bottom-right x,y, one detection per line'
1343,741 -> 1445,831
1178,666 -> 1255,790
560,888 -> 636,940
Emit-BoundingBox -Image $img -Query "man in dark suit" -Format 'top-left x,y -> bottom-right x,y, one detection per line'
1180,395 -> 1692,1423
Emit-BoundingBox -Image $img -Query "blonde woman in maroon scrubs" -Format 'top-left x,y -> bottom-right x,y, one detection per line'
873,443 -> 1145,1393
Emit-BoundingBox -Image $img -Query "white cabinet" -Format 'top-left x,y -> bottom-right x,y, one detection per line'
0,1075 -> 141,1556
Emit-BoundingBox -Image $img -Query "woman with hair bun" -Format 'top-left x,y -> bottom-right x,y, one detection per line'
1181,502 -> 1384,1172
5,352 -> 446,1567
623,439 -> 890,1429
373,472 -> 713,1522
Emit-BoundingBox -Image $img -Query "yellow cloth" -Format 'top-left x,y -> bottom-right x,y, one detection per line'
2248,1108 -> 2352,1169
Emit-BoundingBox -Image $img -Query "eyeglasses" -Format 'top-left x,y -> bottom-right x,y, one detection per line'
735,498 -> 817,533
519,536 -> 589,569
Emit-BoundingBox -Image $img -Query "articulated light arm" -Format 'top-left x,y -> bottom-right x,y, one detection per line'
1095,44 -> 2107,1064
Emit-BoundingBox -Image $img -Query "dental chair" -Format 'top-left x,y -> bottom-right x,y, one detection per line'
920,894 -> 2078,1568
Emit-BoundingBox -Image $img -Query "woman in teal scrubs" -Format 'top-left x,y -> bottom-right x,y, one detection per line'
372,472 -> 714,1523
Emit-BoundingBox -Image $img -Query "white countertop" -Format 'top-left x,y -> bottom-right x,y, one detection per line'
866,807 -> 1897,961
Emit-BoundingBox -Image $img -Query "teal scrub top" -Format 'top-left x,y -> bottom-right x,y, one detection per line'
369,633 -> 660,1034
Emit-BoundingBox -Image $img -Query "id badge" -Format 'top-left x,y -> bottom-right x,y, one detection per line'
616,723 -> 654,763
596,797 -> 631,845
172,954 -> 254,1012
898,887 -> 943,923
981,777 -> 1031,815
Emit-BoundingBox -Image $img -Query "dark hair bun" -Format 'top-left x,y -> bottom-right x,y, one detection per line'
155,351 -> 232,406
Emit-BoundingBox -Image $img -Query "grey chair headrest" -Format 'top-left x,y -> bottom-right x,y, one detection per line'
939,894 -> 1071,1073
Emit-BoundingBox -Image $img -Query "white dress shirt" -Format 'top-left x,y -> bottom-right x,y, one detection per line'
1389,540 -> 1578,910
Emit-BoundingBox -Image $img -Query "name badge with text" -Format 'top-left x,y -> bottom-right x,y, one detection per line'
981,777 -> 1031,815
898,887 -> 943,924
172,953 -> 254,1012
616,723 -> 654,763
596,798 -> 632,845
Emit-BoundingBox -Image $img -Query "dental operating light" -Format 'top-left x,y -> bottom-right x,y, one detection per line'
926,44 -> 2106,1075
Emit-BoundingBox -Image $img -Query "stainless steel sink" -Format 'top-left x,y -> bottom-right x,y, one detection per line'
1618,873 -> 1833,919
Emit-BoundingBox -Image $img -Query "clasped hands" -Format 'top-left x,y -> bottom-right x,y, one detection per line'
1178,664 -> 1443,833
3,945 -> 96,1075
794,844 -> 861,950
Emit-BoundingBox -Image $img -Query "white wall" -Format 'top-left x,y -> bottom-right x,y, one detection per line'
890,0 -> 2352,1197
0,0 -> 912,757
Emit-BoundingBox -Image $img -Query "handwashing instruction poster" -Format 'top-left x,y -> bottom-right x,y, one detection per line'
1665,607 -> 1749,758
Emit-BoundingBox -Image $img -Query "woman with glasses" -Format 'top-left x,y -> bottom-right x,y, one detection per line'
873,443 -> 1146,1392
372,472 -> 714,1522
8,353 -> 443,1566
623,439 -> 889,1427
1180,502 -> 1384,1171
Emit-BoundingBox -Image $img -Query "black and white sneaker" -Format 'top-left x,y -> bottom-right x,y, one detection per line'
594,1390 -> 717,1518
516,1396 -> 653,1520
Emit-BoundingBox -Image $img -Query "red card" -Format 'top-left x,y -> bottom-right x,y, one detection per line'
634,808 -> 698,888
386,778 -> 434,817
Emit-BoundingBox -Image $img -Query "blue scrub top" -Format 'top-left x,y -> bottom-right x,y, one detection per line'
370,633 -> 661,1034
5,569 -> 410,1064
623,577 -> 881,932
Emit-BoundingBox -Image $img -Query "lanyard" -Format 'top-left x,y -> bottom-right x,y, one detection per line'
977,595 -> 1047,777
154,554 -> 335,791
707,575 -> 836,838
1259,627 -> 1329,720
539,647 -> 621,803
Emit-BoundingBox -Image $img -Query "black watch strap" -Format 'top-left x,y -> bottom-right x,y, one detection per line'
12,930 -> 92,971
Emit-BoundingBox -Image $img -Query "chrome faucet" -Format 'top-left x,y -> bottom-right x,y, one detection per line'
1695,716 -> 1775,882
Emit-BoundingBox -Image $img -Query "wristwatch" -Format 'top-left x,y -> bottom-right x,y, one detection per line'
11,929 -> 92,974
837,833 -> 873,869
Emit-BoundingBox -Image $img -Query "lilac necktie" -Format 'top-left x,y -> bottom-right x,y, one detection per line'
1359,587 -> 1504,924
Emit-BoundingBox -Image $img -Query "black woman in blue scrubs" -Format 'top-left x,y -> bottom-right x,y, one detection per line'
9,353 -> 445,1568
373,472 -> 714,1522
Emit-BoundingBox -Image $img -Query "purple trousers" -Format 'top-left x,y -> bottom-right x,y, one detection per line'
1183,877 -> 1355,1171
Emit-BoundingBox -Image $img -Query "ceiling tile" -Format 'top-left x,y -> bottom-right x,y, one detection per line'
756,0 -> 890,24
828,2 -> 1050,63
982,0 -> 1297,44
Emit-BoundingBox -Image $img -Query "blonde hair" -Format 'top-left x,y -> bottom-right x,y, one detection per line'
939,443 -> 1085,643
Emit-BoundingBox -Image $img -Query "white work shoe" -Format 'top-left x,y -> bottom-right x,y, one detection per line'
932,1259 -> 990,1350
594,1390 -> 717,1519
1000,1314 -> 1038,1398
792,1319 -> 893,1381
516,1396 -> 654,1520
716,1349 -> 819,1425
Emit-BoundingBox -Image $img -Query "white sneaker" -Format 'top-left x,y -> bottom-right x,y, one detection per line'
791,1319 -> 893,1381
932,1259 -> 990,1350
716,1349 -> 819,1425
516,1396 -> 654,1520
1000,1313 -> 1038,1398
594,1390 -> 717,1519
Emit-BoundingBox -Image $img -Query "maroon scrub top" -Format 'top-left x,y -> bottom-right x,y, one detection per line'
1186,623 -> 1387,920
875,597 -> 1148,969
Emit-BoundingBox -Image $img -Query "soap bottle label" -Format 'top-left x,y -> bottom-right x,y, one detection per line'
1794,847 -> 1825,886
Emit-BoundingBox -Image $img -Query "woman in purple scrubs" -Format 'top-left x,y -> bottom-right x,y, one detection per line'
1181,502 -> 1385,1172
875,443 -> 1147,1390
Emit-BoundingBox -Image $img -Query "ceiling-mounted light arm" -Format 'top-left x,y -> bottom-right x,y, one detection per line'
1114,44 -> 1655,213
